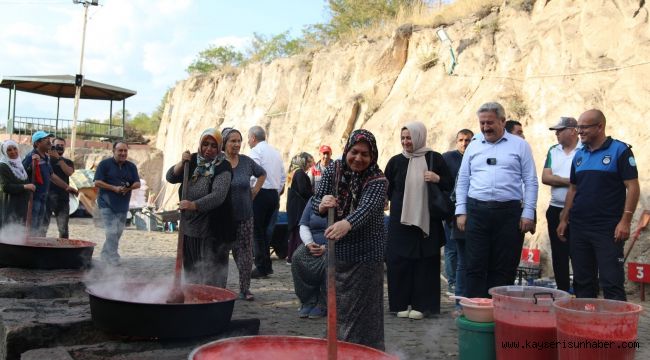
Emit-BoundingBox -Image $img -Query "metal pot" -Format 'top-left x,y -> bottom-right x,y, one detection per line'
188,336 -> 398,360
0,237 -> 95,269
87,281 -> 237,339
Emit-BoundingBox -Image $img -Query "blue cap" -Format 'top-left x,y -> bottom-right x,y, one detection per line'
32,131 -> 54,143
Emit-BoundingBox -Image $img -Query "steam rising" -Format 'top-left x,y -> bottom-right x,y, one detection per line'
0,223 -> 28,245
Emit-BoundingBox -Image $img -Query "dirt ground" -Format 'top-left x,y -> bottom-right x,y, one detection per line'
51,217 -> 650,359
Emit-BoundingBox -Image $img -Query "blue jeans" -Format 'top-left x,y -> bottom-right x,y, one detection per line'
31,193 -> 49,237
99,207 -> 127,262
443,222 -> 457,286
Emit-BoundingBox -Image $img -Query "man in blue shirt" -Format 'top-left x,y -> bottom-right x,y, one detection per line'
93,141 -> 140,266
455,102 -> 538,298
22,131 -> 77,237
557,109 -> 639,300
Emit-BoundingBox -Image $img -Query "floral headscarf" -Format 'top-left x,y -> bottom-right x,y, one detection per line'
193,128 -> 223,180
0,140 -> 28,181
289,152 -> 313,173
333,129 -> 385,219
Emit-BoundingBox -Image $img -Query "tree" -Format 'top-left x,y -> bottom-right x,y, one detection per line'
325,0 -> 416,38
247,31 -> 305,63
186,45 -> 245,74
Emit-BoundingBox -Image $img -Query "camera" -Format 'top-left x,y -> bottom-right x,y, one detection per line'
487,158 -> 497,165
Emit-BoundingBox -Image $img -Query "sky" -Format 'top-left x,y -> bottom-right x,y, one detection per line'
0,0 -> 328,123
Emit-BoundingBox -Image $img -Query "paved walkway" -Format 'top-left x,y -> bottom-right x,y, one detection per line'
53,218 -> 650,359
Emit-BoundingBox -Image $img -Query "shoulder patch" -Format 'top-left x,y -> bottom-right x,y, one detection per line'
629,157 -> 637,167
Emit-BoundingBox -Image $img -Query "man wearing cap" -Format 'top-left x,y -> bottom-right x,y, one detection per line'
22,131 -> 77,236
542,117 -> 579,292
557,109 -> 639,301
455,102 -> 538,298
94,141 -> 140,266
308,145 -> 333,192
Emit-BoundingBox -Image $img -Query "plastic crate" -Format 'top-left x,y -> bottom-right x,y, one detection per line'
516,262 -> 542,285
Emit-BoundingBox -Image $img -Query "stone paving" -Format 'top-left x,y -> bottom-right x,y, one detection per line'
1,217 -> 649,359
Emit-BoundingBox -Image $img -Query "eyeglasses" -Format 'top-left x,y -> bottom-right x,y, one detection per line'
201,142 -> 220,149
576,123 -> 600,131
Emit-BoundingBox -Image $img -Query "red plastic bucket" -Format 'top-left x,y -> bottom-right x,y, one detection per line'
189,335 -> 398,360
553,298 -> 642,360
489,285 -> 570,360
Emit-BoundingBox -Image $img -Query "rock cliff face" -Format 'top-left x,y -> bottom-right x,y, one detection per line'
156,0 -> 650,272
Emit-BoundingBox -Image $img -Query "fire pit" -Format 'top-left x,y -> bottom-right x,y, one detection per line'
189,336 -> 398,360
87,281 -> 237,339
0,237 -> 95,269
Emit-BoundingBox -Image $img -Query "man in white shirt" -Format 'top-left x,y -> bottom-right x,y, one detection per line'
248,125 -> 286,278
542,117 -> 579,292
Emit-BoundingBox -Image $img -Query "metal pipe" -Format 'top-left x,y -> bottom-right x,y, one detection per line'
11,83 -> 17,140
6,84 -> 12,137
70,2 -> 90,159
56,97 -> 60,135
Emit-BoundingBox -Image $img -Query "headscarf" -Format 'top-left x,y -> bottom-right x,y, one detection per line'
289,152 -> 313,173
193,128 -> 223,180
288,152 -> 313,186
333,129 -> 386,220
221,127 -> 242,153
400,121 -> 433,235
0,140 -> 28,181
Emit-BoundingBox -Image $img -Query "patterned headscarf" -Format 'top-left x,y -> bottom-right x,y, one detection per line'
0,140 -> 28,181
289,152 -> 313,173
221,127 -> 242,152
333,129 -> 386,219
193,128 -> 223,180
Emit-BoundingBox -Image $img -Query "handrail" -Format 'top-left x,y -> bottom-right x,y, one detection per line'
8,116 -> 123,139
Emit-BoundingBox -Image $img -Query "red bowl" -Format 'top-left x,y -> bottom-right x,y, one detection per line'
189,335 -> 398,360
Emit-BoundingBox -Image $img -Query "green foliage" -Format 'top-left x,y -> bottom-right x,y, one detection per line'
126,90 -> 168,136
325,0 -> 416,39
248,31 -> 305,63
186,45 -> 245,74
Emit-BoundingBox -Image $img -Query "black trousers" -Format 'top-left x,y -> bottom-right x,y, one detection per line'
546,205 -> 571,292
465,198 -> 523,298
252,189 -> 279,275
570,223 -> 626,301
386,252 -> 440,314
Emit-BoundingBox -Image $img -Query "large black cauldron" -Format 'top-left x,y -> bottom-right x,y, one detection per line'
87,281 -> 237,339
0,237 -> 94,269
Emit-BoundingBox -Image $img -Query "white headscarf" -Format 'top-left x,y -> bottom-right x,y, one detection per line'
400,121 -> 432,235
0,140 -> 28,181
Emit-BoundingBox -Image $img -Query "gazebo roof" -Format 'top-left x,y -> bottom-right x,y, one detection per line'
0,75 -> 136,101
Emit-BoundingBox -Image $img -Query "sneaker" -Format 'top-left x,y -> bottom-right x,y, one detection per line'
408,310 -> 424,320
446,284 -> 455,296
397,310 -> 410,318
251,268 -> 269,279
308,306 -> 327,319
238,291 -> 254,301
298,305 -> 313,318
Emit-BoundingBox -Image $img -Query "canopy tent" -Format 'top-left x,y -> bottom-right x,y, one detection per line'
1,74 -> 137,140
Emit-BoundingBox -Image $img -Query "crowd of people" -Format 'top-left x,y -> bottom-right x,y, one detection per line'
0,101 -> 641,352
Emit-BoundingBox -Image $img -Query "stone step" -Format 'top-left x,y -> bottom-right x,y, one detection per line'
19,319 -> 260,360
